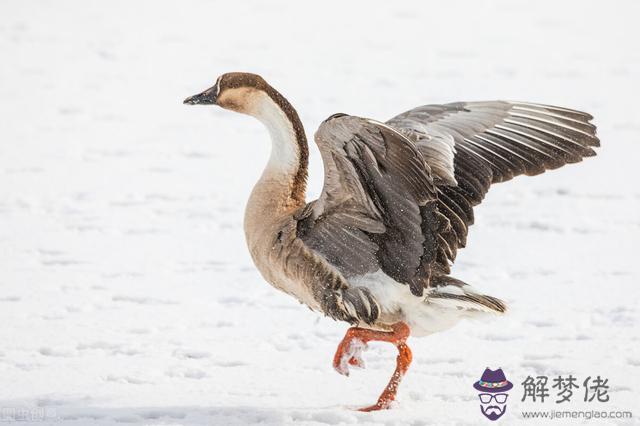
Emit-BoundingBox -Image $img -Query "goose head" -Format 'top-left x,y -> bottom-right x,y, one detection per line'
183,72 -> 277,116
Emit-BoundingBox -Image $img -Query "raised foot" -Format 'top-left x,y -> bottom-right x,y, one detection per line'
333,338 -> 367,376
332,323 -> 412,410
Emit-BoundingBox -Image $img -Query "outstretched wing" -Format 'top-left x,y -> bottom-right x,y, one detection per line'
386,101 -> 599,271
296,115 -> 449,296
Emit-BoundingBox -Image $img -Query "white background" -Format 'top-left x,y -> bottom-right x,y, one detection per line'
1,1 -> 639,424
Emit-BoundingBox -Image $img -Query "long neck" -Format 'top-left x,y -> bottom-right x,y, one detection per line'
248,90 -> 308,213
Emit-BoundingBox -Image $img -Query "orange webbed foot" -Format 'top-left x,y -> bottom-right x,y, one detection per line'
333,337 -> 367,376
332,323 -> 412,410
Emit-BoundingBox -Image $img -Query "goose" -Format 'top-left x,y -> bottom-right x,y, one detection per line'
184,72 -> 599,411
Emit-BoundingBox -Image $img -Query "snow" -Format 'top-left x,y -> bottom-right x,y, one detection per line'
1,0 -> 639,425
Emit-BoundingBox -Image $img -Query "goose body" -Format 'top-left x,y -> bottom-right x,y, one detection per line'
185,72 -> 599,410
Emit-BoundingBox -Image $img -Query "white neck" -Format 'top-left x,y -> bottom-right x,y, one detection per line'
252,92 -> 301,180
243,92 -> 305,244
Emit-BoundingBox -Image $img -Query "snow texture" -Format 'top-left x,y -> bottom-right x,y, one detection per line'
1,0 -> 639,425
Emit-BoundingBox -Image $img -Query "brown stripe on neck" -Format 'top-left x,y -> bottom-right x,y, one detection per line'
263,85 -> 308,206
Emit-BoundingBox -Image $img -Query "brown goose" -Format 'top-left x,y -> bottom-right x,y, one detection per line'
184,72 -> 599,411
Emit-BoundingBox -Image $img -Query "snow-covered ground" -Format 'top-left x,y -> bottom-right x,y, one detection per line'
1,1 -> 639,425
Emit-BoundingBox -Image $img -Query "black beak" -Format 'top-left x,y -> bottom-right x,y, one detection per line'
184,84 -> 218,105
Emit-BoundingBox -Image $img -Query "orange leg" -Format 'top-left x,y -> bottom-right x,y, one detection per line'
332,322 -> 412,411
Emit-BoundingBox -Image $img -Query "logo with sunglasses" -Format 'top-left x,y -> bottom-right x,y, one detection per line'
473,368 -> 513,421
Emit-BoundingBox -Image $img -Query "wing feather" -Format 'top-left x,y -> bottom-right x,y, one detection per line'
296,115 -> 442,296
295,100 -> 598,312
387,100 -> 598,271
